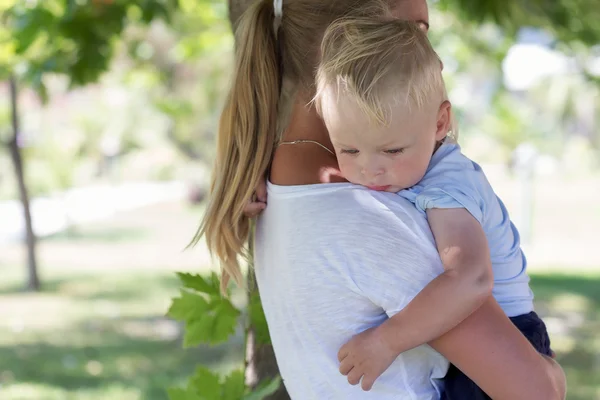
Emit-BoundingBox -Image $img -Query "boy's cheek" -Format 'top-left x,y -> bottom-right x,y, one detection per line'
340,159 -> 357,173
337,161 -> 355,180
389,159 -> 407,174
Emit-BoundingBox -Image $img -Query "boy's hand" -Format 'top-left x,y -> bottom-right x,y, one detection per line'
337,326 -> 398,391
243,178 -> 267,218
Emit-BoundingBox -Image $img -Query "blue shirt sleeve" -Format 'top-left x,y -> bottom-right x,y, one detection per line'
399,144 -> 485,225
415,186 -> 483,224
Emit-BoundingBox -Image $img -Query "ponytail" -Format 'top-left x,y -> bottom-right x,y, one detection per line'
190,0 -> 280,293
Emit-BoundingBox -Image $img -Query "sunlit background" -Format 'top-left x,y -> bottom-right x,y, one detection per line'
0,0 -> 598,399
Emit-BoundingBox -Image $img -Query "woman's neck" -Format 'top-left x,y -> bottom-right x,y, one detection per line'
270,94 -> 344,186
282,95 -> 333,149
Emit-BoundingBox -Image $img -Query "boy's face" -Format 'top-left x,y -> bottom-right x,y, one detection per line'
321,90 -> 450,192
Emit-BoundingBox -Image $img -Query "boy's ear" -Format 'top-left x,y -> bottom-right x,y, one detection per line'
435,100 -> 452,141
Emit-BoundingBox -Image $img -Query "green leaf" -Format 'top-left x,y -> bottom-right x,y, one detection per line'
170,272 -> 241,346
10,8 -> 55,54
177,272 -> 217,295
183,318 -> 213,347
210,308 -> 239,344
167,290 -> 209,321
189,366 -> 222,399
222,370 -> 245,400
167,386 -> 202,400
243,376 -> 282,400
182,296 -> 240,347
210,296 -> 240,317
248,292 -> 271,345
209,272 -> 222,292
167,388 -> 188,400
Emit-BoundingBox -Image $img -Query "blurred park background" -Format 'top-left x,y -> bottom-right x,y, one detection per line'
0,0 -> 598,399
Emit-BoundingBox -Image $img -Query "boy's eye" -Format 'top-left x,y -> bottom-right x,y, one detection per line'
385,148 -> 404,154
340,149 -> 359,155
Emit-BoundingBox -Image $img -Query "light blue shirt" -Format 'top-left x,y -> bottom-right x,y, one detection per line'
398,143 -> 534,317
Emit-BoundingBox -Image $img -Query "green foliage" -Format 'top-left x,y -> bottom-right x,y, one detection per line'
481,91 -> 542,153
167,272 -> 240,347
1,0 -> 179,95
248,291 -> 271,346
129,0 -> 233,162
439,0 -> 600,47
168,386 -> 204,400
175,0 -> 231,59
243,376 -> 283,400
167,272 -> 281,400
167,367 -> 281,400
221,370 -> 246,400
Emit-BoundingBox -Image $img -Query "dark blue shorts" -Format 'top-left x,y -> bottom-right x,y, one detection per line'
443,311 -> 552,400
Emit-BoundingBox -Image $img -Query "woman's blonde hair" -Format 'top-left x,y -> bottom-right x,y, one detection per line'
315,17 -> 456,137
192,0 -> 397,292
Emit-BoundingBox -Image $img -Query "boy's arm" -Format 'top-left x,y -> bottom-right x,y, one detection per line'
429,297 -> 566,400
339,207 -> 494,391
380,207 -> 493,353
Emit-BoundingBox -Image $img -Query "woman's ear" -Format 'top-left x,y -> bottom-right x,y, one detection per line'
435,100 -> 452,141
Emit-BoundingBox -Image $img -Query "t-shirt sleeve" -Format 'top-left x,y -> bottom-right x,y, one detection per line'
403,144 -> 486,225
415,185 -> 484,224
349,214 -> 444,317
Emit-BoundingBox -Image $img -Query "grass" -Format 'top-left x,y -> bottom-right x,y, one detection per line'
529,272 -> 600,400
0,201 -> 245,400
43,227 -> 149,243
0,269 -> 245,400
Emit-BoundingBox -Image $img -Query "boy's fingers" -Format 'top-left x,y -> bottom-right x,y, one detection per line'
243,202 -> 266,218
361,374 -> 375,391
339,360 -> 353,376
347,368 -> 363,386
256,179 -> 268,202
337,346 -> 348,362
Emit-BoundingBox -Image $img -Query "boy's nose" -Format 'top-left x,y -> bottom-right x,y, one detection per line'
361,166 -> 384,179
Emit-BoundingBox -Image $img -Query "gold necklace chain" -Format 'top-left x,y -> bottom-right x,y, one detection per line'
278,139 -> 335,155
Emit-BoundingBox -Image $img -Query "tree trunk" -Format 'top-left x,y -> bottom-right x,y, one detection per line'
8,76 -> 40,291
245,273 -> 290,400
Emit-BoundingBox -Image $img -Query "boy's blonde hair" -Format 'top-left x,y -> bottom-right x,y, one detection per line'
315,16 -> 456,137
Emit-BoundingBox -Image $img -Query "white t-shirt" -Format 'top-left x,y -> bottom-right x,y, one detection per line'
254,182 -> 449,400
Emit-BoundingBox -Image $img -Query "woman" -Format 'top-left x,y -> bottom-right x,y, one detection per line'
193,0 -> 566,398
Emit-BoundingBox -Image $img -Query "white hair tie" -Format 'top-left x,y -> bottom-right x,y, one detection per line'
273,0 -> 283,36
273,0 -> 283,18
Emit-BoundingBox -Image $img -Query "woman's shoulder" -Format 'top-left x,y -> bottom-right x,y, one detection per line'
265,184 -> 437,250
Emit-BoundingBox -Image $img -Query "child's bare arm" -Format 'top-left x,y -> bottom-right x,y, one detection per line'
339,208 -> 493,391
